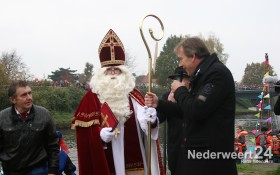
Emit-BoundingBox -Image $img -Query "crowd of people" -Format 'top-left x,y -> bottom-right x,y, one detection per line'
1,29 -> 280,175
234,125 -> 280,164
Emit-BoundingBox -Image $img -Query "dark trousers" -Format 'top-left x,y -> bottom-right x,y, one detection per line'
273,155 -> 280,163
3,165 -> 48,175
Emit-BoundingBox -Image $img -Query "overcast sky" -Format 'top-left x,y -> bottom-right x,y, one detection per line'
1,0 -> 279,82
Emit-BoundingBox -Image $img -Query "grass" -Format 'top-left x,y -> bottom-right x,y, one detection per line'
237,163 -> 280,175
51,111 -> 74,129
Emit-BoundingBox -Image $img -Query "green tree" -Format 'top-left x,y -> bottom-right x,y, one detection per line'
155,35 -> 183,87
84,62 -> 94,83
0,50 -> 30,80
241,62 -> 276,89
155,34 -> 228,87
48,68 -> 78,83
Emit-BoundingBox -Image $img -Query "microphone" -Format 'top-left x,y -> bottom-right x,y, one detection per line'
179,72 -> 183,82
263,76 -> 279,84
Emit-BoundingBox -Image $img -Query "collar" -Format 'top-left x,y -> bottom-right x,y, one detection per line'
190,53 -> 219,82
14,106 -> 30,115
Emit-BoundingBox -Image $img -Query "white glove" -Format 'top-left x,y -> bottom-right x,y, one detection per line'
143,106 -> 157,123
139,106 -> 158,135
100,127 -> 115,143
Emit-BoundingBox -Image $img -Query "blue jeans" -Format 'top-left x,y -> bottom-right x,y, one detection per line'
26,165 -> 48,175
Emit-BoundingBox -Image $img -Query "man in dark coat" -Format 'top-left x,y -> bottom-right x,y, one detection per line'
0,80 -> 59,174
145,37 -> 237,175
158,67 -> 190,174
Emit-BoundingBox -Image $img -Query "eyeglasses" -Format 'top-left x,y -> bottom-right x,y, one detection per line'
105,67 -> 122,75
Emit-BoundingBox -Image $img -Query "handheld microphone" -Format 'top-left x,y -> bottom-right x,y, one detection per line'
179,72 -> 183,82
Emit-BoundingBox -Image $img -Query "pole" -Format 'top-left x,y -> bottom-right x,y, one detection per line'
139,14 -> 164,175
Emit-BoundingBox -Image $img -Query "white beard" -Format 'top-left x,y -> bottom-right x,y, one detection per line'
90,65 -> 135,123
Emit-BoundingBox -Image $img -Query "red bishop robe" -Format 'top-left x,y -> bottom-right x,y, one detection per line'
72,89 -> 165,175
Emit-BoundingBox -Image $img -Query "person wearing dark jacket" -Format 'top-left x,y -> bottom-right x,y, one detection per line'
274,80 -> 280,115
145,37 -> 237,175
0,80 -> 59,175
255,127 -> 268,161
158,67 -> 189,174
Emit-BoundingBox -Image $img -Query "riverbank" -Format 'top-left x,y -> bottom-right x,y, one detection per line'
52,111 -> 74,129
237,163 -> 280,175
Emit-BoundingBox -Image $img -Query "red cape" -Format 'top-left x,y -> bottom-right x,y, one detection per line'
72,89 -> 165,175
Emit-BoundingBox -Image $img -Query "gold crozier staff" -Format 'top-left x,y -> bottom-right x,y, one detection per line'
139,14 -> 164,175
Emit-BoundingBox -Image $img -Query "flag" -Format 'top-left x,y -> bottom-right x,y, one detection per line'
250,138 -> 255,143
264,105 -> 271,110
256,103 -> 262,108
264,72 -> 269,77
251,129 -> 257,134
264,94 -> 270,98
258,94 -> 263,99
265,117 -> 272,123
255,113 -> 260,118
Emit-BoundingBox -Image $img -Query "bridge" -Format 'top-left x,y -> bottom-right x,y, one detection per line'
236,89 -> 278,104
235,89 -> 277,99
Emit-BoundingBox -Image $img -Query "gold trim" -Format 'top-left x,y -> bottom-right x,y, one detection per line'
129,91 -> 144,107
76,111 -> 100,118
126,168 -> 144,171
71,119 -> 100,128
101,60 -> 125,67
98,29 -> 125,60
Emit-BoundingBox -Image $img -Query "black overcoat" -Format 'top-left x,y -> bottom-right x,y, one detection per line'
158,92 -> 184,174
157,53 -> 237,175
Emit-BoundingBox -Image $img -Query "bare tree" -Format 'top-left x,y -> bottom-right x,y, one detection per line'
0,63 -> 9,85
184,33 -> 229,64
0,50 -> 31,80
124,50 -> 136,72
197,33 -> 229,64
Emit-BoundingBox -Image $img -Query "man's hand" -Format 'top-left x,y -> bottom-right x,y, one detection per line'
145,92 -> 159,108
171,80 -> 185,93
168,92 -> 176,103
100,127 -> 115,143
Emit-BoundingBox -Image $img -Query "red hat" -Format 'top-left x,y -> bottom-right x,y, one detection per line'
98,29 -> 125,67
